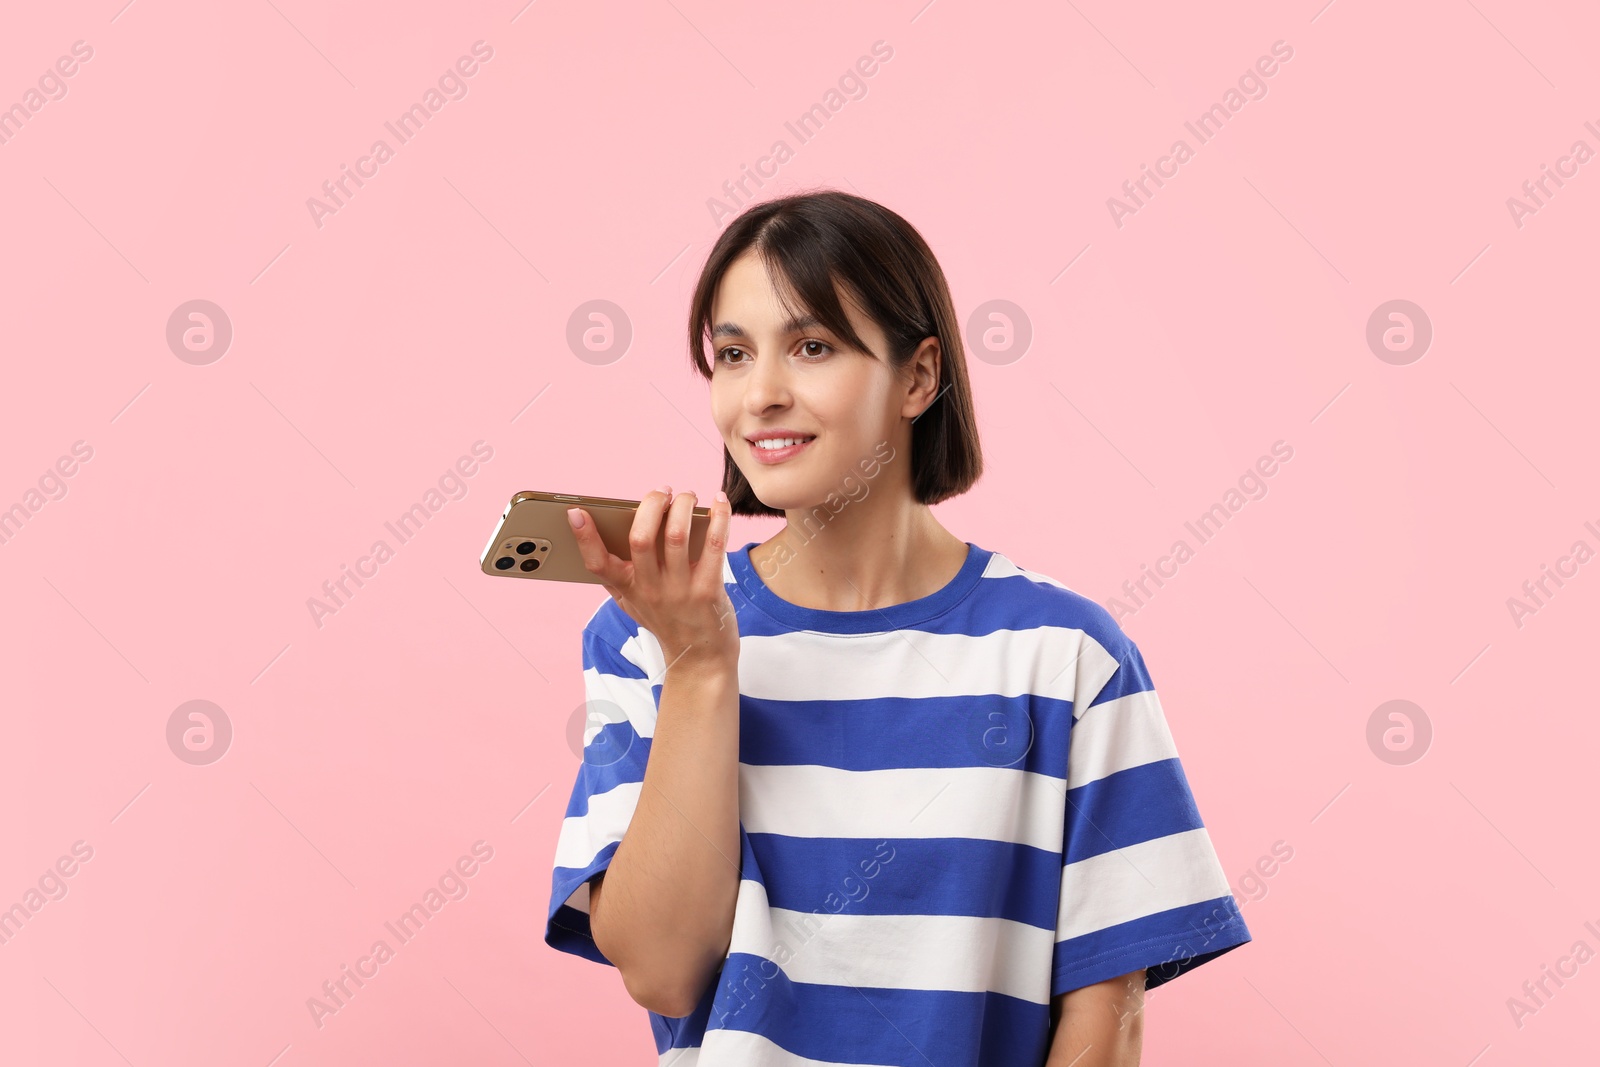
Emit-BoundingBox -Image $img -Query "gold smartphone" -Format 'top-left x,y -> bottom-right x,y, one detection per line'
479,490 -> 712,584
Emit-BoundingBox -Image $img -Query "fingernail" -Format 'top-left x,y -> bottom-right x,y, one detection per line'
658,484 -> 671,495
715,490 -> 728,503
567,508 -> 584,529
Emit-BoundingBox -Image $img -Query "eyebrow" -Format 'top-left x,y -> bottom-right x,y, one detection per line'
710,313 -> 825,340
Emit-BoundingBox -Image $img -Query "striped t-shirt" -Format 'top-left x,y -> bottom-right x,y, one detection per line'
546,539 -> 1251,1065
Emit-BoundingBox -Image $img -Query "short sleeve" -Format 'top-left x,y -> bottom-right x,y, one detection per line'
1051,633 -> 1251,996
544,602 -> 663,966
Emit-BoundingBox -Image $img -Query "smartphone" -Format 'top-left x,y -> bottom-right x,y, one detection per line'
479,490 -> 712,584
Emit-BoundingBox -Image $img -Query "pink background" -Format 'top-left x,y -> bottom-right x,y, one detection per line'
3,0 -> 1597,1063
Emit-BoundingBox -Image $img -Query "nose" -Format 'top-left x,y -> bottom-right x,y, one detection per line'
743,346 -> 792,415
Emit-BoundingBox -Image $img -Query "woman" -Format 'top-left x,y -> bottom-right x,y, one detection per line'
545,190 -> 1251,1065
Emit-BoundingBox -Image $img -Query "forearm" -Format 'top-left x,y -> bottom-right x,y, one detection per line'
590,658 -> 742,1014
1047,971 -> 1145,1066
1047,1018 -> 1141,1067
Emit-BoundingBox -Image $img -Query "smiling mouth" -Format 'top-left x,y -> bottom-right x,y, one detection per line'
747,435 -> 817,463
749,435 -> 816,452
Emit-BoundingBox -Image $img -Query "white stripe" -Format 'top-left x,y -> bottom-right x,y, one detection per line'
1067,689 -> 1179,785
551,780 -> 642,873
1055,827 -> 1233,941
982,551 -> 1078,592
579,619 -> 666,742
981,554 -> 1127,704
587,624 -> 1121,741
582,665 -> 659,745
619,624 -> 669,679
737,626 -> 1118,704
725,877 -> 1053,1004
683,1027 -> 904,1066
739,764 -> 1064,850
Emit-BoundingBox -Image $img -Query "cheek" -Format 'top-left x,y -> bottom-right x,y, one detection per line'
709,387 -> 738,437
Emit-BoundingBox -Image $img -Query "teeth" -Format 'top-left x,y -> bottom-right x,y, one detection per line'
754,437 -> 812,450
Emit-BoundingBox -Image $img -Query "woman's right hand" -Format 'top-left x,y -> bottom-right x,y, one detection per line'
566,486 -> 740,676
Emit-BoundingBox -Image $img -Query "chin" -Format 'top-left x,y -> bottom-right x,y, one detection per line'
742,479 -> 819,515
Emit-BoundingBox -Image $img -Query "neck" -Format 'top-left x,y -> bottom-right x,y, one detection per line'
753,495 -> 967,613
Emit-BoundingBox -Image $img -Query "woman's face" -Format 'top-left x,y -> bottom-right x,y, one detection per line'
708,250 -> 917,513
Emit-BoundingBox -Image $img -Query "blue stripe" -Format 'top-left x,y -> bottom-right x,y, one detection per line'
1063,759 -> 1204,863
725,573 -> 1126,648
593,560 -> 1129,657
584,610 -> 650,666
652,952 -> 1052,1065
740,693 -> 1073,775
1052,895 -> 1251,994
747,834 -> 1060,929
545,840 -> 620,966
575,691 -> 1074,781
584,642 -> 650,681
561,727 -> 650,819
728,542 -> 994,634
1089,640 -> 1156,706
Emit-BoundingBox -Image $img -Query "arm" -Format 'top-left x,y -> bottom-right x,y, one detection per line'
569,487 -> 744,1019
587,658 -> 742,1017
1046,969 -> 1145,1067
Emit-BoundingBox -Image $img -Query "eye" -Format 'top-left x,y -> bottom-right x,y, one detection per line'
798,339 -> 832,359
715,346 -> 750,367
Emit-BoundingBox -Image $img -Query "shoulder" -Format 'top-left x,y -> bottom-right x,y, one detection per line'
979,548 -> 1144,708
979,547 -> 1135,661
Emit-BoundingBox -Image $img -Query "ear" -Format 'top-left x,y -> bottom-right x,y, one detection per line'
900,337 -> 944,420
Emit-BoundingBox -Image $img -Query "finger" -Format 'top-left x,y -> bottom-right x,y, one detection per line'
566,507 -> 624,585
695,490 -> 732,596
660,489 -> 698,586
628,487 -> 671,588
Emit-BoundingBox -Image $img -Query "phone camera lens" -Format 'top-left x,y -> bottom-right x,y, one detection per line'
495,556 -> 516,570
517,541 -> 536,555
521,558 -> 540,571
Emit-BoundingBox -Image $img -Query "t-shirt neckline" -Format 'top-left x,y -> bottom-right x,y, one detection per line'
728,539 -> 990,634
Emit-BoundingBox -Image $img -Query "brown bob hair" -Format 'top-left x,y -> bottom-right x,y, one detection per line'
686,190 -> 983,518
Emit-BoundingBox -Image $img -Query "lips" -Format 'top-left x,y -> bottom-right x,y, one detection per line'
747,435 -> 815,464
